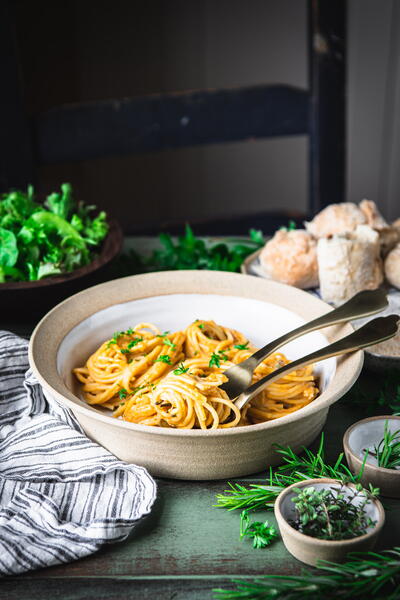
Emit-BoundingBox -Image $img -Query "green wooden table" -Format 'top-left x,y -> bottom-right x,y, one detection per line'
1,239 -> 400,600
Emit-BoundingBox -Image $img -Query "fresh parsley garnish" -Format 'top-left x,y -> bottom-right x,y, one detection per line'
155,355 -> 172,364
118,388 -> 128,399
127,337 -> 144,349
120,348 -> 130,354
234,342 -> 249,350
198,323 -> 205,330
209,350 -> 228,368
143,224 -> 265,273
156,331 -> 170,338
239,510 -> 278,548
163,338 -> 176,350
173,363 -> 189,375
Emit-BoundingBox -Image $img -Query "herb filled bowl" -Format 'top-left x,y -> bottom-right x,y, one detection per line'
29,270 -> 363,480
274,478 -> 385,566
0,184 -> 122,318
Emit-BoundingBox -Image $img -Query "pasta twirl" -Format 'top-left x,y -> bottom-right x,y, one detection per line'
73,320 -> 319,430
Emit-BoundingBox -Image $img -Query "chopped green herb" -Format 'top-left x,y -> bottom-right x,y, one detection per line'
155,355 -> 172,364
107,331 -> 123,347
156,331 -> 170,338
234,342 -> 249,350
120,348 -> 130,355
209,350 -> 228,368
130,385 -> 146,394
127,337 -> 144,349
198,323 -> 205,330
118,388 -> 128,399
163,338 -> 176,350
239,510 -> 278,549
173,363 -> 190,375
144,224 -> 265,273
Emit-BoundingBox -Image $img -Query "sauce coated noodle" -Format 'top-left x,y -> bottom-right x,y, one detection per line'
73,320 -> 319,430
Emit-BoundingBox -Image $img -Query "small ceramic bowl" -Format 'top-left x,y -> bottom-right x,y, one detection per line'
344,416 -> 400,498
274,478 -> 385,566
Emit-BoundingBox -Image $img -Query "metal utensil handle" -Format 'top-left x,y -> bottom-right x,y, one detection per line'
250,288 -> 388,367
234,314 -> 399,411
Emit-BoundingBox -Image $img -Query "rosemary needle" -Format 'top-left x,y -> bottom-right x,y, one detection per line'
215,434 -> 358,512
213,547 -> 400,599
368,420 -> 400,469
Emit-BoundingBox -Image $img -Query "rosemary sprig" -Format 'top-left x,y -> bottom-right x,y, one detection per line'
368,420 -> 400,469
213,547 -> 400,599
215,434 -> 358,512
239,510 -> 278,549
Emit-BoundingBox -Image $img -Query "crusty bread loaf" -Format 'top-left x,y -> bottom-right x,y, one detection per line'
305,203 -> 367,238
384,242 -> 400,289
259,229 -> 319,289
317,225 -> 383,305
360,199 -> 399,255
359,199 -> 388,229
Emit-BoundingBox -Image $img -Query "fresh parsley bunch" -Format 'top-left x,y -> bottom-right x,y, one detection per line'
146,224 -> 264,272
0,183 -> 108,282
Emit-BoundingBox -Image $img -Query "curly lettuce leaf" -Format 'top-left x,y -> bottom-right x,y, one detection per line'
0,184 -> 109,282
45,182 -> 75,221
0,227 -> 18,267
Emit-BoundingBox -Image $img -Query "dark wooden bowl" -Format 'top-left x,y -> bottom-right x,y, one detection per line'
0,219 -> 123,322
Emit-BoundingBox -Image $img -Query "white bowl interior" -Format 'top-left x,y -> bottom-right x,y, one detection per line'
280,481 -> 380,532
348,418 -> 400,469
57,293 -> 336,413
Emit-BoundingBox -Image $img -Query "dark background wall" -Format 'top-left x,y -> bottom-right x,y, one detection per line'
14,0 -> 307,231
12,0 -> 400,231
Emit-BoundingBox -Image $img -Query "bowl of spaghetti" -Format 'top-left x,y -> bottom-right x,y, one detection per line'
29,271 -> 363,479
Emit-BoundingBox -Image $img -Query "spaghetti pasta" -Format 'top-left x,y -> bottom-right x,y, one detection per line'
73,320 -> 319,430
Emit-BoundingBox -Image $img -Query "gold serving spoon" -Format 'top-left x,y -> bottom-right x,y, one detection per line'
233,314 -> 399,410
219,288 -> 388,400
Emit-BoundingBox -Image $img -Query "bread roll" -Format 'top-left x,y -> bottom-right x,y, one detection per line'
360,199 -> 399,255
259,229 -> 318,289
305,203 -> 366,238
317,225 -> 383,305
384,242 -> 400,289
359,199 -> 388,229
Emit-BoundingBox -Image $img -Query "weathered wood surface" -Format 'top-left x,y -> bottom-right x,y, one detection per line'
3,395 -> 400,599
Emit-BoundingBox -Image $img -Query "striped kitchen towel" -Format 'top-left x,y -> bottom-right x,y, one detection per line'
0,331 -> 157,576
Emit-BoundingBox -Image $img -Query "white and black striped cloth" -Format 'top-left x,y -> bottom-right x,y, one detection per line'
0,331 -> 157,576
